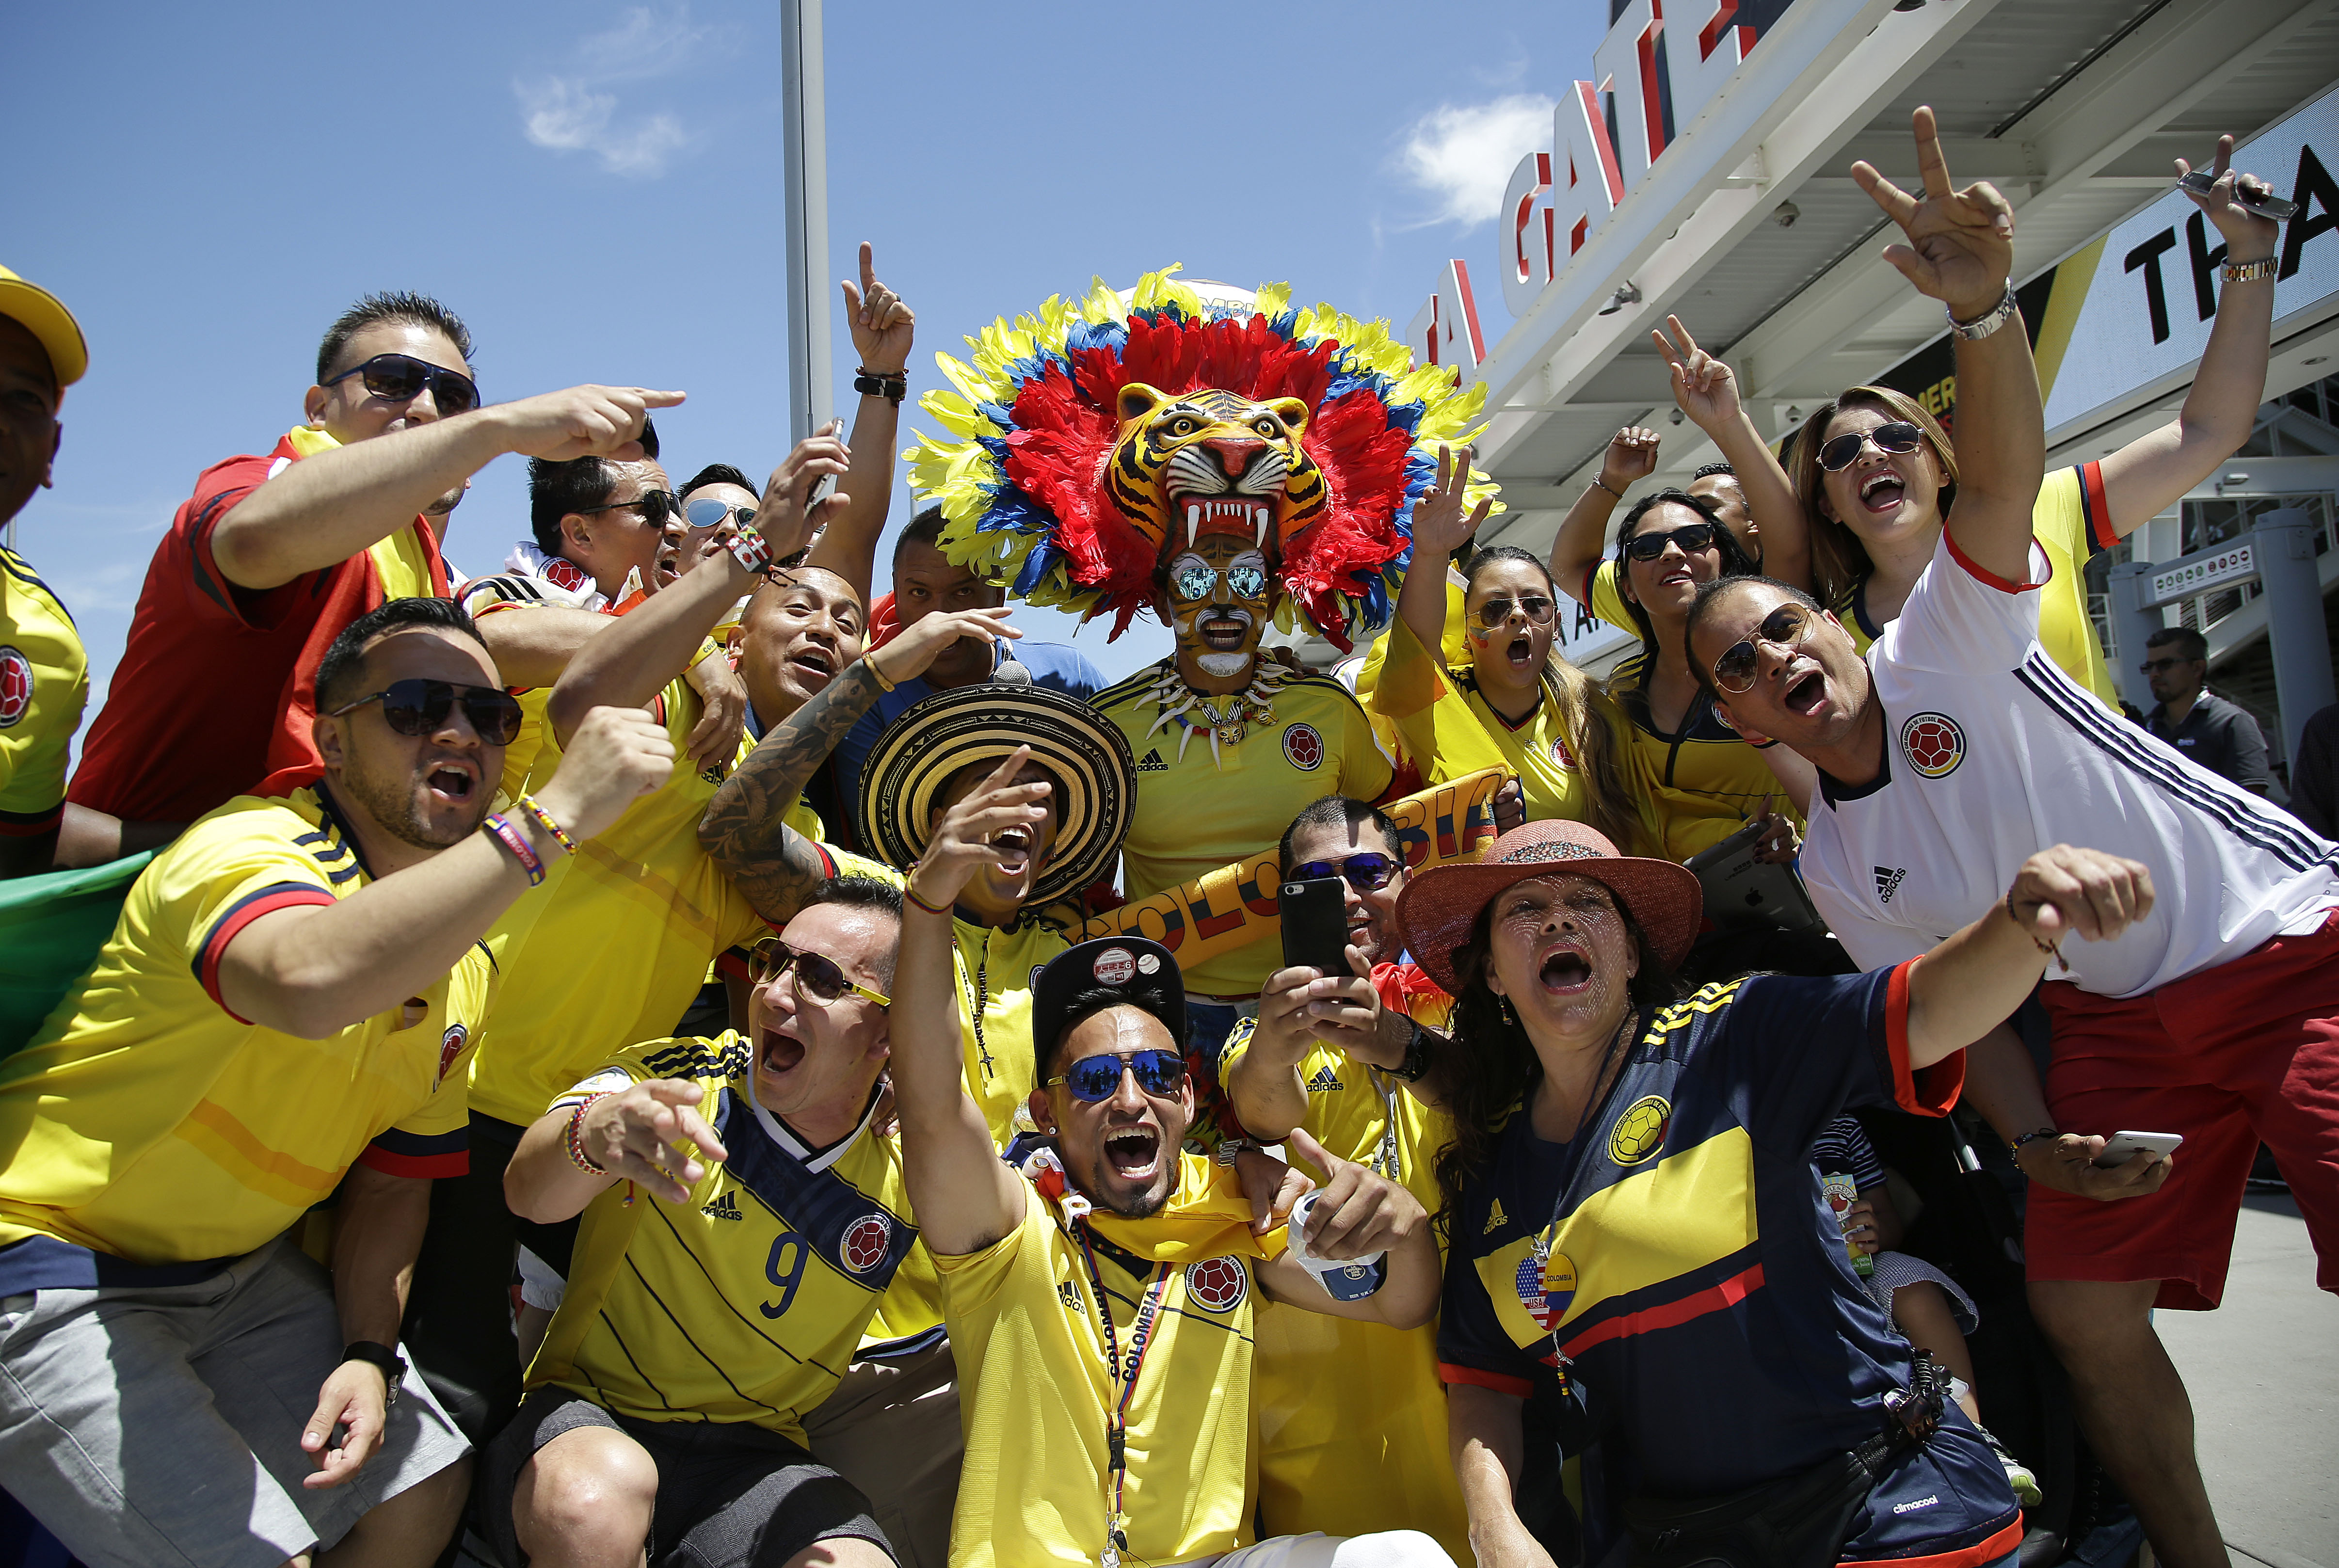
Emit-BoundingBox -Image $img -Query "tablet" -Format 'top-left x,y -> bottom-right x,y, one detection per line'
1683,817 -> 1826,934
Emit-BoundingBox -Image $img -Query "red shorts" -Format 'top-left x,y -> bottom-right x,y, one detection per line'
2028,908 -> 2339,1310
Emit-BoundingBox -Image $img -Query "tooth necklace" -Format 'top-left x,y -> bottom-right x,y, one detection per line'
1071,1227 -> 1172,1568
1143,659 -> 1290,768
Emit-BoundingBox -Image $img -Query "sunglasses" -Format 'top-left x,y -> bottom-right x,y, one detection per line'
1287,851 -> 1403,894
1171,560 -> 1269,602
329,678 -> 524,745
2138,656 -> 2198,674
1816,421 -> 1924,473
1047,1048 -> 1188,1103
684,496 -> 757,531
321,353 -> 480,416
579,489 -> 685,526
748,938 -> 891,1009
1623,523 -> 1718,562
1710,602 -> 1819,694
1472,593 -> 1556,627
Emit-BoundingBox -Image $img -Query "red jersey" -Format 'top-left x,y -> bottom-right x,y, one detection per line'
69,429 -> 449,823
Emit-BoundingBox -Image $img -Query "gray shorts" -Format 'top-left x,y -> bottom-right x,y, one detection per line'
0,1235 -> 470,1568
484,1389 -> 893,1568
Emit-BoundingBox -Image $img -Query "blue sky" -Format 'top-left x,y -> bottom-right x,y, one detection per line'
5,0 -> 1607,733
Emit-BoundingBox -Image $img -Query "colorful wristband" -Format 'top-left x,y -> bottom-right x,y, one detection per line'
903,880 -> 953,917
725,525 -> 773,575
565,1092 -> 613,1174
513,794 -> 579,857
687,636 -> 723,669
483,813 -> 546,886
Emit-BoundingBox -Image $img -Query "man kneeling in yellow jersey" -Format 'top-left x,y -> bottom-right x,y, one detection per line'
891,749 -> 1459,1568
492,875 -> 908,1568
0,597 -> 672,1568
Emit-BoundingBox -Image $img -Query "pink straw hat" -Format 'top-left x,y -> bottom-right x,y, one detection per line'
1396,819 -> 1702,993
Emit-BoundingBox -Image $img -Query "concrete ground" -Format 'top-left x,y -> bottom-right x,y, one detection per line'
2156,1194 -> 2337,1568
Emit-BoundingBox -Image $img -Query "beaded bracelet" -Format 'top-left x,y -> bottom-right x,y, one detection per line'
2008,1127 -> 2059,1160
513,794 -> 579,857
565,1092 -> 613,1174
854,367 -> 908,406
482,813 -> 546,886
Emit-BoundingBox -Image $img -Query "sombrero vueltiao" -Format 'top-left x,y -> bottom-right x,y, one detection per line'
1397,820 -> 1702,994
854,683 -> 1136,906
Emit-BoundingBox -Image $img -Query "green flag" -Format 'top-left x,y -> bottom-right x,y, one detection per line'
0,853 -> 153,1058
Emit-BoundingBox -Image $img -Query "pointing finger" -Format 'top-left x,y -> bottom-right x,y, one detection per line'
1912,105 -> 1952,198
860,240 -> 879,294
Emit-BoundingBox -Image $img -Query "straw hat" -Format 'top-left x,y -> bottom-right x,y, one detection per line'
1396,820 -> 1701,993
853,682 -> 1135,906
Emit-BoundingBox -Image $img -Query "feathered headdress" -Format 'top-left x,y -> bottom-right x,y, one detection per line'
906,267 -> 1501,652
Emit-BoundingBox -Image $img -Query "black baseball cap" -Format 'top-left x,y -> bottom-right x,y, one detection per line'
1028,936 -> 1186,1084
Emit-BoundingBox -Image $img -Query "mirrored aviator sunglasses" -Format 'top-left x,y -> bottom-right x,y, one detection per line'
1711,603 -> 1817,694
1050,1049 -> 1187,1103
1288,852 -> 1401,894
1816,420 -> 1924,473
684,496 -> 757,531
331,678 -> 524,745
323,352 -> 480,415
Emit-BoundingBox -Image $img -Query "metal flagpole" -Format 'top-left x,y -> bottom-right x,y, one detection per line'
780,0 -> 832,443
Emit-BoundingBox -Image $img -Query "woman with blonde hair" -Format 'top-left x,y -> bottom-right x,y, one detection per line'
1374,448 -> 1646,854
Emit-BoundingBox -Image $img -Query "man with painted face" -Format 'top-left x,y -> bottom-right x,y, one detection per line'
490,877 -> 909,1568
1682,118 -> 2339,1568
1092,512 -> 1393,1060
889,750 -> 1452,1567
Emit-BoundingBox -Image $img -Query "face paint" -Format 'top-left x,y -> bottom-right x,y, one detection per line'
1170,538 -> 1272,686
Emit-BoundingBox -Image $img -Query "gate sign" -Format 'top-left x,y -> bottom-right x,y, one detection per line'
2042,79 -> 2339,439
2146,541 -> 2259,608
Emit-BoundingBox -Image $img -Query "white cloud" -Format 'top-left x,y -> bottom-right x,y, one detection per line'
515,5 -> 713,178
1394,93 -> 1556,229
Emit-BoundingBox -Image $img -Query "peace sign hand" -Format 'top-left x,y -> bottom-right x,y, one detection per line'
1850,106 -> 2015,321
842,241 -> 916,377
1412,444 -> 1493,561
1650,316 -> 1741,433
908,745 -> 1051,908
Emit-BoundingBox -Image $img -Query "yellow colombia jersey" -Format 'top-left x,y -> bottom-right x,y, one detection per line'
1368,613 -> 1604,828
532,1033 -> 919,1442
1608,647 -> 1800,863
939,1153 -> 1274,1567
0,546 -> 88,834
1218,981 -> 1471,1563
1834,462 -> 2120,709
0,787 -> 490,1265
1094,661 -> 1393,997
466,677 -> 775,1128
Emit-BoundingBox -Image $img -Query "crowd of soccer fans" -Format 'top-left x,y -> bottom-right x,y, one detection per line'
0,110 -> 2332,1568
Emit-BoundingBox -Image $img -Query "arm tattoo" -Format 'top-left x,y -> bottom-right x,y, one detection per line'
699,660 -> 886,922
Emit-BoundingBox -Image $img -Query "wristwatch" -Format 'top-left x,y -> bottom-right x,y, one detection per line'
2223,256 -> 2277,284
1946,286 -> 2019,341
1215,1136 -> 1258,1168
1388,1020 -> 1435,1084
340,1341 -> 407,1405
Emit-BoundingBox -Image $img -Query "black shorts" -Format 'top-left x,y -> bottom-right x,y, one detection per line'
484,1390 -> 894,1568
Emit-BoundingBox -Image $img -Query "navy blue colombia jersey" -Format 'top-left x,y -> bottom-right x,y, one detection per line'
1438,966 -> 2023,1565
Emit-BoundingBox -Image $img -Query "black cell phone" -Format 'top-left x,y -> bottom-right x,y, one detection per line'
1279,878 -> 1354,979
2177,168 -> 2299,223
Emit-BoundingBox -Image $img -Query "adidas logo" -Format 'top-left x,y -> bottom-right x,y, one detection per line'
701,1192 -> 744,1222
1057,1280 -> 1083,1312
1306,1066 -> 1344,1092
1137,748 -> 1169,773
1484,1199 -> 1508,1235
1874,866 -> 1907,904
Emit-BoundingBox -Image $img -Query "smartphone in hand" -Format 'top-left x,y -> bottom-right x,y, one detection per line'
2092,1130 -> 2184,1169
1280,878 -> 1354,980
2176,168 -> 2298,222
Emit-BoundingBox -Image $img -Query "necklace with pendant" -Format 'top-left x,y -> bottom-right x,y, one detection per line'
1143,658 -> 1291,769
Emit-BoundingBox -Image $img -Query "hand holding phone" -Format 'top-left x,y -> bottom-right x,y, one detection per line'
2091,1130 -> 2183,1169
2176,167 -> 2297,223
1279,878 -> 1355,980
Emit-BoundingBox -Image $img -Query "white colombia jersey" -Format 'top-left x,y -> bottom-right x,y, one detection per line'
1801,531 -> 2339,999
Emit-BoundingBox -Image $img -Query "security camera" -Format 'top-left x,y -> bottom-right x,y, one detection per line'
1669,407 -> 1685,425
1773,201 -> 1800,228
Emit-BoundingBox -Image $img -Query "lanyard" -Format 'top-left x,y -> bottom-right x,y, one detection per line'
1367,1066 -> 1402,1183
1073,1225 -> 1172,1568
953,921 -> 997,1084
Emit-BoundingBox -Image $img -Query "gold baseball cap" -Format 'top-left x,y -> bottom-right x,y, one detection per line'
0,266 -> 88,388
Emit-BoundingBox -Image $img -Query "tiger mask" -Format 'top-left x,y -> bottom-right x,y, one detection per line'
1106,384 -> 1329,565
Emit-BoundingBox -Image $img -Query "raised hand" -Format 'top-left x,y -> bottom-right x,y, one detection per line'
1850,106 -> 2015,320
756,422 -> 853,563
533,705 -> 675,842
1413,444 -> 1493,561
1286,1127 -> 1426,1260
842,240 -> 916,378
681,648 -> 750,771
575,1079 -> 731,1204
2007,844 -> 2156,952
872,605 -> 1020,685
2177,134 -> 2280,261
1600,426 -> 1662,492
493,385 -> 688,462
907,745 -> 1051,908
1650,317 -> 1742,433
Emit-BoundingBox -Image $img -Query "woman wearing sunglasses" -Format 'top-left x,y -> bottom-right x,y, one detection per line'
1770,135 -> 2278,708
1375,447 -> 1644,851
